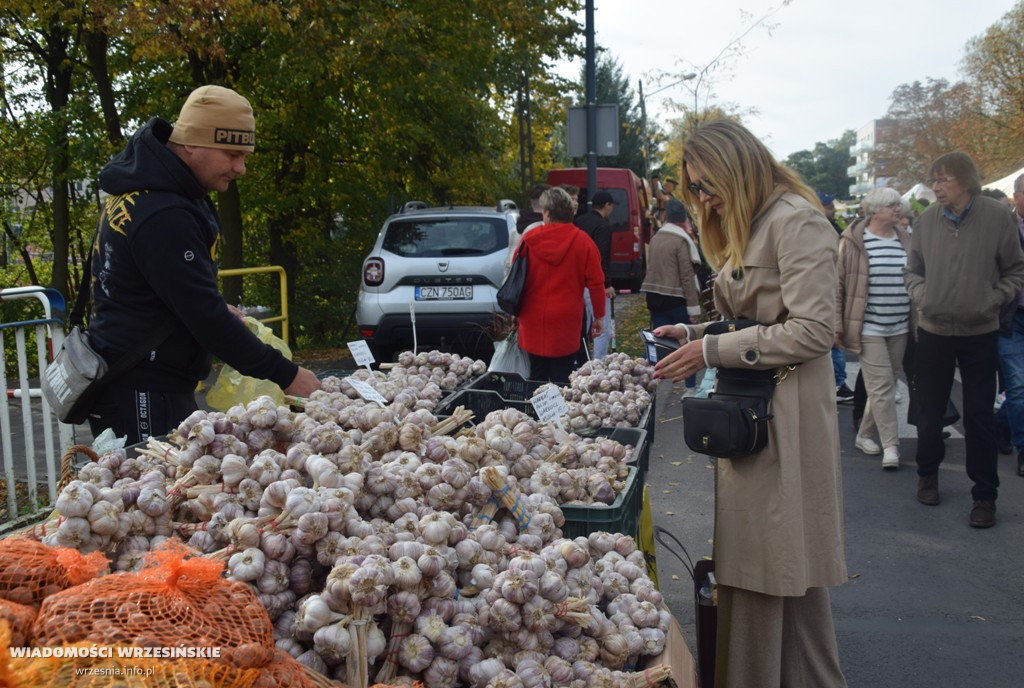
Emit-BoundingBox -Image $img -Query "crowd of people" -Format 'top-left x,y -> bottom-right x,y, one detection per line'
80,83 -> 1023,687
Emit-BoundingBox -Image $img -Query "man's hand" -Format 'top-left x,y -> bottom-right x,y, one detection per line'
591,319 -> 605,338
227,304 -> 246,321
284,366 -> 321,397
605,286 -> 617,299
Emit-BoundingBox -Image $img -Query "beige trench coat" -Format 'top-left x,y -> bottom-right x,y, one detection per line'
687,190 -> 847,597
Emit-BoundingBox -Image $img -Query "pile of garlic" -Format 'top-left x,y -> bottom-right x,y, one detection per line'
36,348 -> 668,688
539,354 -> 658,431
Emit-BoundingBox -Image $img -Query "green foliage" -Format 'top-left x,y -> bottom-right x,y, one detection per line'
784,130 -> 855,199
1,0 -> 582,349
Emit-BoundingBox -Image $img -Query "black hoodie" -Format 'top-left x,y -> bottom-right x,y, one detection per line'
88,117 -> 297,392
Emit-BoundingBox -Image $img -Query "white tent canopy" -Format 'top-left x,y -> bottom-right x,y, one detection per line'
901,182 -> 936,203
984,166 -> 1024,197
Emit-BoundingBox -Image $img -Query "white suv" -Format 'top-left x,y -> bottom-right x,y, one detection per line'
356,200 -> 518,362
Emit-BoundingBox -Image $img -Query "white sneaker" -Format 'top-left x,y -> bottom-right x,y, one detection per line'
882,446 -> 900,470
855,435 -> 882,455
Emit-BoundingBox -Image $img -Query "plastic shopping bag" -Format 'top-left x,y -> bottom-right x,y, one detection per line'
488,331 -> 530,378
206,317 -> 292,411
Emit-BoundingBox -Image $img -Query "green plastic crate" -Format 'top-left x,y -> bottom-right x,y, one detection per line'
560,465 -> 640,539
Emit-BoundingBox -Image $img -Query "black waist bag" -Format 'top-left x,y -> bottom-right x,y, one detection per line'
682,319 -> 786,459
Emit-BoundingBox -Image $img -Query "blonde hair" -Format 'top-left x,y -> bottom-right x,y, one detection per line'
681,119 -> 821,272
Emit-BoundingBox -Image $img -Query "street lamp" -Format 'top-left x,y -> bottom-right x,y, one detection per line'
638,73 -> 697,215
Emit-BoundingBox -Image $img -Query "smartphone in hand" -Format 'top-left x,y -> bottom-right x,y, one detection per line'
641,329 -> 681,363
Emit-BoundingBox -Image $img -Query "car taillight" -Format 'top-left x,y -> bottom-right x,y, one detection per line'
359,327 -> 376,338
363,258 -> 384,286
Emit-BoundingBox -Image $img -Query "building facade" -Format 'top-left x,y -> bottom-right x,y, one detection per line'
847,119 -> 897,198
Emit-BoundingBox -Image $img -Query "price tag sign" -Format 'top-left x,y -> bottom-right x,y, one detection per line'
347,340 -> 376,372
531,385 -> 569,428
348,378 -> 388,407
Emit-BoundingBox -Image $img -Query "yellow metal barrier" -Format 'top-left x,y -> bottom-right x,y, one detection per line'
218,266 -> 289,346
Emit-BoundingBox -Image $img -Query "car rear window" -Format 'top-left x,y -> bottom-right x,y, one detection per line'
382,218 -> 509,257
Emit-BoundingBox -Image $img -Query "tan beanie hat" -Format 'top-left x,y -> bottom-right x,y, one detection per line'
168,85 -> 255,152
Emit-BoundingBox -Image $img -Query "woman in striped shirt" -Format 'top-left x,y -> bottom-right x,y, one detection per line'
836,187 -> 912,469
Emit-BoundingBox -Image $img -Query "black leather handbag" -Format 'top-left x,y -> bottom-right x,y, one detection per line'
682,320 -> 791,458
497,243 -> 528,316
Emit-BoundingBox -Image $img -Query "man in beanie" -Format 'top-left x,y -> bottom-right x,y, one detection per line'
84,84 -> 320,444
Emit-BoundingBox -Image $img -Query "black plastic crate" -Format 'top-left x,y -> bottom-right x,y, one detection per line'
463,372 -> 548,400
434,389 -> 536,425
589,427 -> 649,487
560,466 -> 640,539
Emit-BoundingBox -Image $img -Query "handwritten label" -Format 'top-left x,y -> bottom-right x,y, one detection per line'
347,340 -> 376,367
348,378 -> 388,407
531,385 -> 569,427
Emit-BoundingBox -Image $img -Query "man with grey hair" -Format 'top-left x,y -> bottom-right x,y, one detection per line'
905,152 -> 1024,527
997,173 -> 1024,478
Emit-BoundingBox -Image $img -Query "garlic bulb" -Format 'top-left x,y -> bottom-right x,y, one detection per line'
313,621 -> 352,664
228,547 -> 266,582
437,624 -> 475,660
424,655 -> 459,688
399,633 -> 435,673
468,657 -> 506,688
56,480 -> 94,518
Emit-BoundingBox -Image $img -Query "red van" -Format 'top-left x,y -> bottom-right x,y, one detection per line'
545,167 -> 655,289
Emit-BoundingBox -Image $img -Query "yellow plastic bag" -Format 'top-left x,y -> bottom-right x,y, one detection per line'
206,317 -> 292,411
638,484 -> 660,589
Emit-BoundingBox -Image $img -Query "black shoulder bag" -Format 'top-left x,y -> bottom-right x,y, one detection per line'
681,319 -> 794,458
42,225 -> 177,425
497,243 -> 529,315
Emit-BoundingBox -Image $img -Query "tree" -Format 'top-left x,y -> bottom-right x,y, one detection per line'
874,78 -> 976,190
785,130 -> 855,198
1,0 -> 583,347
960,1 -> 1024,177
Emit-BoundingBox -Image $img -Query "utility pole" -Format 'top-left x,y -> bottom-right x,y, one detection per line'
585,0 -> 596,209
638,79 -> 650,193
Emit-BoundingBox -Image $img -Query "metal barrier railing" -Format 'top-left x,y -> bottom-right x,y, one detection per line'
218,265 -> 290,346
0,286 -> 74,531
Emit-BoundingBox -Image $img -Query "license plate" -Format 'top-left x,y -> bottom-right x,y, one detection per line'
415,285 -> 473,300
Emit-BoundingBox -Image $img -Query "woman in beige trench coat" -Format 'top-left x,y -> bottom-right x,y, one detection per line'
653,120 -> 848,688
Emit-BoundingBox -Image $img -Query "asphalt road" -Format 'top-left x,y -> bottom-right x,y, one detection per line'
647,363 -> 1024,687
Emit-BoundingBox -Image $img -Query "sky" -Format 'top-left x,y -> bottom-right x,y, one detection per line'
555,0 -> 1013,160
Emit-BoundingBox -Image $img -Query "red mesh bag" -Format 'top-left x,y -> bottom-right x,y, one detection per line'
254,649 -> 320,688
0,538 -> 107,606
0,599 -> 36,646
32,540 -> 274,670
0,620 -> 263,688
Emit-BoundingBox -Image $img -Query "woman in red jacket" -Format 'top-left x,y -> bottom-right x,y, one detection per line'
515,187 -> 606,383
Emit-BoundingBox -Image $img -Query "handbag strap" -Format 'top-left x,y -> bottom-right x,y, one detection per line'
71,209 -> 178,380
102,319 -> 179,381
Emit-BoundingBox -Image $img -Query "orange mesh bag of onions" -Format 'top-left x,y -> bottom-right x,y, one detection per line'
253,649 -> 320,688
0,538 -> 108,607
0,599 -> 36,646
31,539 -> 275,670
0,620 -> 262,688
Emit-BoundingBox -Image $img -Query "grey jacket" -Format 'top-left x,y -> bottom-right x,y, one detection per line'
905,195 -> 1024,337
